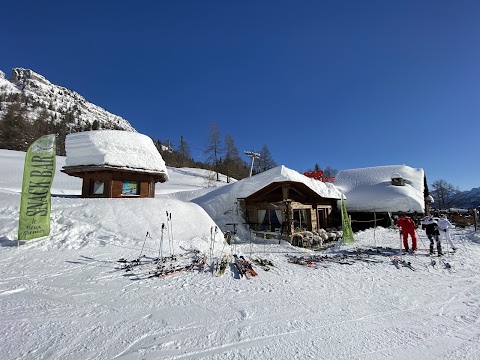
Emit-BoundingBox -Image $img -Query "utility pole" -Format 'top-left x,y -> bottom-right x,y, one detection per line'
244,150 -> 260,177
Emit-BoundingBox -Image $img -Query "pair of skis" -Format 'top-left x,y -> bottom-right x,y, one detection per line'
391,256 -> 415,271
252,258 -> 275,271
233,254 -> 258,279
118,231 -> 153,270
430,258 -> 455,272
149,250 -> 206,279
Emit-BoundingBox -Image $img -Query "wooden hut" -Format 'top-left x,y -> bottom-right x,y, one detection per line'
61,130 -> 169,198
239,181 -> 339,235
62,165 -> 167,198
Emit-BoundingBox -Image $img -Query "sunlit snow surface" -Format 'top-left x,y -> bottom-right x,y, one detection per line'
1,149 -> 479,360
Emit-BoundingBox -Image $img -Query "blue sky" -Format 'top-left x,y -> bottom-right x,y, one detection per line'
2,0 -> 479,191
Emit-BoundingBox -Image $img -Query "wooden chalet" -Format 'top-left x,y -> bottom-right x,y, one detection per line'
61,165 -> 168,198
238,181 -> 340,236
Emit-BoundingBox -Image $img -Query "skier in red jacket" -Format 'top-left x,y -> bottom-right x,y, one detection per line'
396,213 -> 417,253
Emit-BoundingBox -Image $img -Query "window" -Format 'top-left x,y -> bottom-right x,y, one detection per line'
293,209 -> 309,231
122,181 -> 139,195
92,180 -> 104,195
391,173 -> 405,186
257,209 -> 283,232
391,177 -> 405,186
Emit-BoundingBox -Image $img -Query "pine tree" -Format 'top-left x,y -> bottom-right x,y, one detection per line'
0,103 -> 31,151
178,136 -> 192,167
255,144 -> 276,173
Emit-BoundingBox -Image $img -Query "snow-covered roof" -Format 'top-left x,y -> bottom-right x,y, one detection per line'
243,165 -> 343,199
203,165 -> 341,202
334,165 -> 425,213
193,165 -> 342,237
64,130 -> 169,179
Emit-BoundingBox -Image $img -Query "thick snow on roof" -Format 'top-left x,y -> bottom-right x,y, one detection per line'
242,165 -> 343,199
65,130 -> 168,178
334,165 -> 425,213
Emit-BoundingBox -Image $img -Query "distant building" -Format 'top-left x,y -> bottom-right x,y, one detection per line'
334,165 -> 426,230
61,130 -> 168,198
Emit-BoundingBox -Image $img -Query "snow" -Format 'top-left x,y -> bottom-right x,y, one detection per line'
65,130 -> 168,178
1,149 -> 480,359
335,165 -> 425,213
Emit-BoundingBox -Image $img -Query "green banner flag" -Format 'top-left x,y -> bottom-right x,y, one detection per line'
341,196 -> 355,243
18,134 -> 56,240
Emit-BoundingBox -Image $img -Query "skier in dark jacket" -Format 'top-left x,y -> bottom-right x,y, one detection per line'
396,213 -> 417,253
421,216 -> 442,255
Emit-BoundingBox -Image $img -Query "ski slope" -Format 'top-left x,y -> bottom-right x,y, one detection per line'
1,150 -> 479,359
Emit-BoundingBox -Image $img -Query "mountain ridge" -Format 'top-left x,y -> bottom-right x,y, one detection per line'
0,68 -> 135,133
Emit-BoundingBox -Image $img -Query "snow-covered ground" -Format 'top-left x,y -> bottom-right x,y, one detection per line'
1,149 -> 479,360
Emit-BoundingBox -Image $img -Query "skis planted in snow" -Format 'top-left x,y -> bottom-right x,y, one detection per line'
216,254 -> 231,276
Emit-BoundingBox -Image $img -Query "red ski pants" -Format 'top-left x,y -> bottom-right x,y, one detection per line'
402,229 -> 417,251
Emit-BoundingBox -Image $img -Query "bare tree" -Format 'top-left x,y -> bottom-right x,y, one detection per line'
204,122 -> 223,181
323,166 -> 338,178
222,134 -> 248,182
431,179 -> 456,210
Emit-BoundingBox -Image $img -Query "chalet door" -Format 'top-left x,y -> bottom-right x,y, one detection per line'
317,208 -> 327,230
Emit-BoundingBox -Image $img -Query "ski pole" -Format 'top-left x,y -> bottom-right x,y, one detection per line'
458,233 -> 468,252
441,229 -> 449,258
212,226 -> 218,273
399,229 -> 403,256
169,212 -> 174,257
209,226 -> 215,273
219,232 -> 227,259
415,229 -> 427,251
139,231 -> 151,259
166,211 -> 174,258
158,223 -> 165,262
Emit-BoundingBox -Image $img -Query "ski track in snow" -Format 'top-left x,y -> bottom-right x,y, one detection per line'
3,229 -> 479,359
